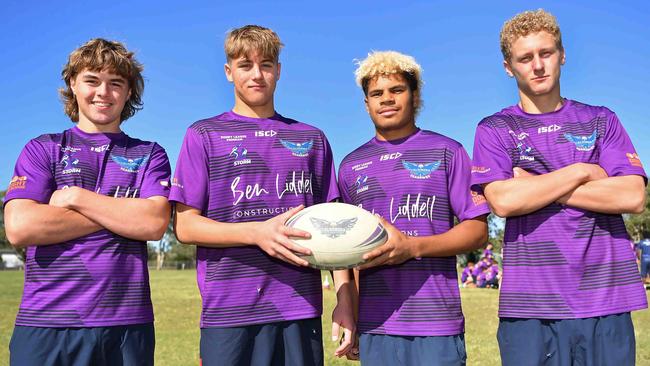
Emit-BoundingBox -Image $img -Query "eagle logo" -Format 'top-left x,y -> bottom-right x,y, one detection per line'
111,155 -> 149,173
401,160 -> 441,179
564,130 -> 597,151
310,217 -> 358,239
280,139 -> 314,157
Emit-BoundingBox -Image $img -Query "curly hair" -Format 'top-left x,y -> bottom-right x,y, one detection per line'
500,9 -> 563,61
354,51 -> 423,114
59,38 -> 144,123
225,25 -> 283,63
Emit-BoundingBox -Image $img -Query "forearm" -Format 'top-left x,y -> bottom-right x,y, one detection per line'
484,164 -> 590,217
5,200 -> 102,247
174,209 -> 256,248
558,175 -> 646,214
68,189 -> 170,241
411,216 -> 488,257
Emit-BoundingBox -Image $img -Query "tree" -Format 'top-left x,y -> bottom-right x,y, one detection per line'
0,190 -> 12,249
625,185 -> 650,241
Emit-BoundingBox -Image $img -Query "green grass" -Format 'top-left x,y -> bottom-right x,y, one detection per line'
1,270 -> 649,365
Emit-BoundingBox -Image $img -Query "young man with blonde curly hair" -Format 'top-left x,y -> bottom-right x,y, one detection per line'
170,25 -> 355,365
4,38 -> 171,365
471,9 -> 646,365
337,51 -> 489,365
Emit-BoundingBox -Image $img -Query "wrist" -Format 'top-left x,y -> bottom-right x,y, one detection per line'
408,236 -> 421,258
66,187 -> 84,210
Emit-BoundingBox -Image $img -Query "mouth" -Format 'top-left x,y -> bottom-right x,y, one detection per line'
378,107 -> 399,117
249,85 -> 266,90
531,75 -> 548,81
92,101 -> 113,108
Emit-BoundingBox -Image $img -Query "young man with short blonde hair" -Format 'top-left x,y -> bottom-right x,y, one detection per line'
472,9 -> 646,365
170,25 -> 355,365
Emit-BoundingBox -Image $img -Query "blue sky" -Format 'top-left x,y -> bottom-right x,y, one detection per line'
1,1 -> 649,186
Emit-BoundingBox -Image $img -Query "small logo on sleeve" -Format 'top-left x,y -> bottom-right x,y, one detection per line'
564,130 -> 597,151
627,153 -> 643,167
171,177 -> 184,189
280,139 -> 314,157
471,190 -> 487,206
7,176 -> 27,192
471,166 -> 491,174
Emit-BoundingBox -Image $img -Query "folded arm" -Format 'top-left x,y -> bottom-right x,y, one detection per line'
483,163 -> 607,217
557,175 -> 646,214
4,198 -> 103,247
49,186 -> 170,241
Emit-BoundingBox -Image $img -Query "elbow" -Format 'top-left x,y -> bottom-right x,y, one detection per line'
5,219 -> 29,248
628,193 -> 647,214
145,217 -> 170,241
488,202 -> 516,218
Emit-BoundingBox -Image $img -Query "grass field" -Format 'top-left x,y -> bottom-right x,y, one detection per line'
1,270 -> 649,365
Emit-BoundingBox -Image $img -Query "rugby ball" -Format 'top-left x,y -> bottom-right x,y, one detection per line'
285,202 -> 388,270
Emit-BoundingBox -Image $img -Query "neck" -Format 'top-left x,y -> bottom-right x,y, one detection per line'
232,99 -> 276,119
375,123 -> 418,142
518,88 -> 564,114
76,119 -> 121,133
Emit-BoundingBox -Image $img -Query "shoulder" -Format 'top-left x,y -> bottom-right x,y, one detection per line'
418,130 -> 464,151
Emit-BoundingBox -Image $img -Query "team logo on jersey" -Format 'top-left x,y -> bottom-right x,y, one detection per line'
310,217 -> 358,239
471,166 -> 491,174
508,130 -> 529,140
229,143 -> 251,166
564,130 -> 597,151
402,160 -> 441,179
280,139 -> 313,157
517,142 -> 535,161
627,152 -> 643,167
355,174 -> 369,194
60,155 -> 81,174
111,155 -> 149,173
7,176 -> 27,192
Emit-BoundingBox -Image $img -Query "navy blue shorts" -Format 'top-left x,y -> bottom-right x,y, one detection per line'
498,313 -> 635,366
359,333 -> 466,366
200,317 -> 323,366
9,323 -> 154,366
640,258 -> 650,277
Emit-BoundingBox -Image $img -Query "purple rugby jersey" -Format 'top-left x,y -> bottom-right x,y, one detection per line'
471,99 -> 648,319
338,129 -> 489,336
169,111 -> 339,328
5,126 -> 171,327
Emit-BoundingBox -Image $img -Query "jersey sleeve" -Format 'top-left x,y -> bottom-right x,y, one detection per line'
169,127 -> 209,211
337,161 -> 354,204
139,143 -> 172,198
447,145 -> 490,222
4,139 -> 56,205
320,133 -> 341,203
598,111 -> 647,180
470,122 -> 513,188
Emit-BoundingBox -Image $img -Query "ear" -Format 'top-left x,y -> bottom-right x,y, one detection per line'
276,62 -> 281,81
364,97 -> 369,114
560,50 -> 566,65
224,62 -> 233,82
70,77 -> 77,95
503,60 -> 514,78
412,90 -> 420,109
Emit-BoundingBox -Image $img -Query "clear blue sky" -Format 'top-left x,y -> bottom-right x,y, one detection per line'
1,1 -> 649,186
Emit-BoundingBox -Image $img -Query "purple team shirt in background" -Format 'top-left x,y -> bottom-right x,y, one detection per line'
471,99 -> 647,319
338,129 -> 489,336
5,126 -> 171,327
169,111 -> 339,328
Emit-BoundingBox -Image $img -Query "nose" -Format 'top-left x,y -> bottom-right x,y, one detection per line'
532,55 -> 544,72
96,82 -> 109,96
380,92 -> 395,104
252,64 -> 263,80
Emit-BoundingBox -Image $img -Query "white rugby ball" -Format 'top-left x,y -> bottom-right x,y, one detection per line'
285,202 -> 388,270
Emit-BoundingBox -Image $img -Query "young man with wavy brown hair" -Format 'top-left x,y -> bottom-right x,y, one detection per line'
5,38 -> 171,365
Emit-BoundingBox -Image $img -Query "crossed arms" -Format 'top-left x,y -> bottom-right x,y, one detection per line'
482,162 -> 646,217
5,186 -> 170,247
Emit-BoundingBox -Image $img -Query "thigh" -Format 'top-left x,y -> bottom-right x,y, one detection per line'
573,313 -> 635,366
277,317 -> 323,366
359,333 -> 399,366
102,323 -> 155,366
10,326 -> 99,366
498,318 -> 566,366
200,326 -> 256,366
